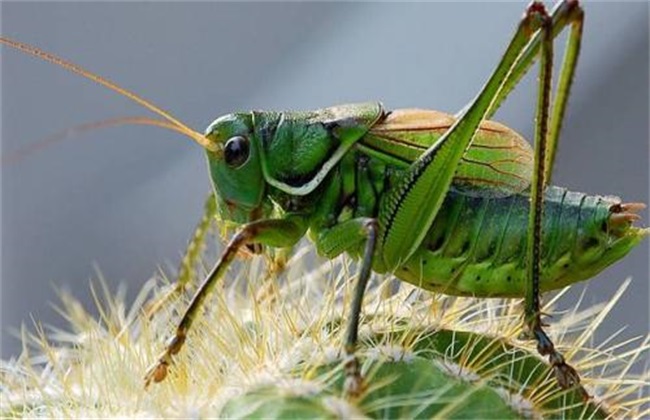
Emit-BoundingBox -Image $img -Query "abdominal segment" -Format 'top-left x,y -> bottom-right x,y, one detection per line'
394,186 -> 626,298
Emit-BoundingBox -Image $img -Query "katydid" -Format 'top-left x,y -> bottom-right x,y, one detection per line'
1,0 -> 647,400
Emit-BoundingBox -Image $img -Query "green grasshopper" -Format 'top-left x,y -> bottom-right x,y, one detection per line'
2,0 -> 647,399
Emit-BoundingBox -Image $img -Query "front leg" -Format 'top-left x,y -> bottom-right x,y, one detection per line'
144,216 -> 306,388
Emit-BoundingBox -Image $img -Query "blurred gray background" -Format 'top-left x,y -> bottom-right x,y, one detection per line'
2,2 -> 648,363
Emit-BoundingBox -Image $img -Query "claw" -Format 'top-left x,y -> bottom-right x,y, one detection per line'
344,374 -> 365,399
343,354 -> 365,399
143,332 -> 186,389
144,351 -> 171,389
549,353 -> 590,400
552,359 -> 580,388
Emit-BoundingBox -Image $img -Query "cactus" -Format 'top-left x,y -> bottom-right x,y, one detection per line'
1,248 -> 648,418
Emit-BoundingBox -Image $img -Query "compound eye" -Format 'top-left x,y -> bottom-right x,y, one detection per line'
224,136 -> 250,168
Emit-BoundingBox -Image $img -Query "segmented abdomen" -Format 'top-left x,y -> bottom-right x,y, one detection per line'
395,186 -> 622,297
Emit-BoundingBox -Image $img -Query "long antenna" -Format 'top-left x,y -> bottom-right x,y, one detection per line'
1,36 -> 218,152
1,116 -> 189,165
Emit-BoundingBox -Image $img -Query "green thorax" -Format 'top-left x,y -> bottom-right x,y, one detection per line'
254,102 -> 384,196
